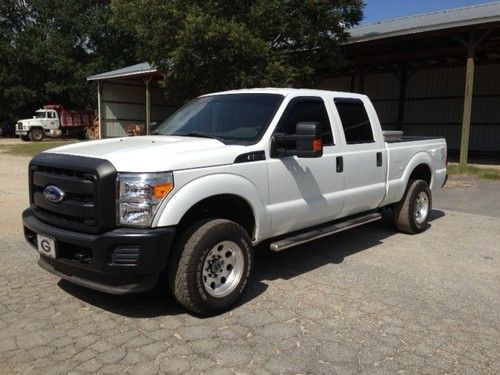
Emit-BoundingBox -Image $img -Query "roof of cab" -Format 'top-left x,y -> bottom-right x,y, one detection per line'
202,87 -> 367,99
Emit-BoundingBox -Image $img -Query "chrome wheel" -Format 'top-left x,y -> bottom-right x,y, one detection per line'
414,191 -> 429,224
202,241 -> 244,298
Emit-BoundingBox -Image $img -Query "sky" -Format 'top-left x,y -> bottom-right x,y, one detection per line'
362,0 -> 496,23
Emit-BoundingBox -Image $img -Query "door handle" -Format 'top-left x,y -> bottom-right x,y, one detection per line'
336,156 -> 343,173
376,152 -> 382,167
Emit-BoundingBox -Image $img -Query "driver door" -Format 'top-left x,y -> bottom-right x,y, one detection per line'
267,96 -> 345,236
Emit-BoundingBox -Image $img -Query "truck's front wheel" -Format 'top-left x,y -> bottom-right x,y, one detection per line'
29,128 -> 44,142
168,218 -> 253,315
393,179 -> 432,234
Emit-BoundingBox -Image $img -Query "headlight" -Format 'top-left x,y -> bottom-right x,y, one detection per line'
117,172 -> 174,226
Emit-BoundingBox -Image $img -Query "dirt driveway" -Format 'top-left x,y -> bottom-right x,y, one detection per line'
0,147 -> 498,374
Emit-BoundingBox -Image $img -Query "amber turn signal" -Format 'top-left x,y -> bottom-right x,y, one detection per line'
312,138 -> 322,152
152,183 -> 174,199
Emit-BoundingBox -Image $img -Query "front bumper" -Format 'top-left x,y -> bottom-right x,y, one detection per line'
16,131 -> 28,135
22,208 -> 176,294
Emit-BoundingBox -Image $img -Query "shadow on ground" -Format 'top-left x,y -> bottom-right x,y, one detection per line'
59,209 -> 445,317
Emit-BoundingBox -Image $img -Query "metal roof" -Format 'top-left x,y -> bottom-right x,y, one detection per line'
87,62 -> 157,81
349,1 -> 500,43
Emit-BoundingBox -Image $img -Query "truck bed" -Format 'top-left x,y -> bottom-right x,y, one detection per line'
385,135 -> 442,143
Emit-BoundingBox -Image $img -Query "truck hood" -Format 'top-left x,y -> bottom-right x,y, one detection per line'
46,136 -> 248,172
19,118 -> 41,124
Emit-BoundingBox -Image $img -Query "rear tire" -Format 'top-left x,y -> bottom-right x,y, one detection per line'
29,128 -> 44,142
393,179 -> 432,234
168,218 -> 253,315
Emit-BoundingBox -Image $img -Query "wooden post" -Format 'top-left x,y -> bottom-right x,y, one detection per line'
97,81 -> 103,139
144,76 -> 151,135
460,44 -> 475,166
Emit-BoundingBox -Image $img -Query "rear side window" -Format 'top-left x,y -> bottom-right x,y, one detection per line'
275,97 -> 334,145
334,98 -> 374,144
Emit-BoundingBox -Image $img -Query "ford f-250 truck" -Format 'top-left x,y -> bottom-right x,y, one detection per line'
22,89 -> 447,315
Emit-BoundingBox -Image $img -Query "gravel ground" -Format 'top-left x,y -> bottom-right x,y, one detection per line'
0,148 -> 498,374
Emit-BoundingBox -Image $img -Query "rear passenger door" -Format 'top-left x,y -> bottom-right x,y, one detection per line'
333,97 -> 387,216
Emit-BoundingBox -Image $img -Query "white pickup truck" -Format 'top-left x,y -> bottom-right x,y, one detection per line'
22,89 -> 447,315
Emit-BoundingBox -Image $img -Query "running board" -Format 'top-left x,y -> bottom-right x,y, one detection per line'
269,212 -> 382,252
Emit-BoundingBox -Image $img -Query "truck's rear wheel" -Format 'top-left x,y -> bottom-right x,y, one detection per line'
168,218 -> 253,315
29,128 -> 44,142
393,179 -> 432,234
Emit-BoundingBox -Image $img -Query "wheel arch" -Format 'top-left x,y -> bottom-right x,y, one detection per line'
408,163 -> 432,186
402,153 -> 434,189
154,173 -> 269,243
384,152 -> 434,206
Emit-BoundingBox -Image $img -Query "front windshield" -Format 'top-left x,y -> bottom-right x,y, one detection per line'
35,112 -> 46,119
154,93 -> 284,144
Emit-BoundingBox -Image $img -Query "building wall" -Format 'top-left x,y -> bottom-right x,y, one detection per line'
318,62 -> 500,154
101,80 -> 176,137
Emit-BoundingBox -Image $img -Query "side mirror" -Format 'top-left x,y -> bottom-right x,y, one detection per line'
296,122 -> 323,158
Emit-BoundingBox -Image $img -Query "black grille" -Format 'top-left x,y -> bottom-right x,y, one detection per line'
29,153 -> 117,234
16,122 -> 23,130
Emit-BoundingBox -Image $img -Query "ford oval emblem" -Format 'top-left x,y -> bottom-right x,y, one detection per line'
43,185 -> 65,203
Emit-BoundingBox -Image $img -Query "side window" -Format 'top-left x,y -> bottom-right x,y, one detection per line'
275,97 -> 334,145
334,98 -> 374,144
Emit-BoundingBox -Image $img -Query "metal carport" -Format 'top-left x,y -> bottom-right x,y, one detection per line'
87,62 -> 176,138
319,2 -> 500,163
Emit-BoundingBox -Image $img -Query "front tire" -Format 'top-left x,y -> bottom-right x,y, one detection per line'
168,219 -> 253,315
29,128 -> 44,142
393,179 -> 432,234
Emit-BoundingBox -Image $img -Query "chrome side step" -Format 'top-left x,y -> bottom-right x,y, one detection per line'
269,212 -> 382,252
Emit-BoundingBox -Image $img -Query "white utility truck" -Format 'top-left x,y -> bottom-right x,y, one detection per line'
22,89 -> 447,315
16,104 -> 93,141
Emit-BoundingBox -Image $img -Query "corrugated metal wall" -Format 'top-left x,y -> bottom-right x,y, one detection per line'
101,80 -> 176,137
319,62 -> 500,153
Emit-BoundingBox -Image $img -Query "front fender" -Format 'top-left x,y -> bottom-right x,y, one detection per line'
153,173 -> 269,243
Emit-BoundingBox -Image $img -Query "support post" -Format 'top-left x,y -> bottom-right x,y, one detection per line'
97,81 -> 102,139
144,76 -> 152,135
460,42 -> 475,165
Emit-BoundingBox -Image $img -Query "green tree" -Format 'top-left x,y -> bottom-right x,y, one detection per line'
0,0 -> 138,121
112,0 -> 363,103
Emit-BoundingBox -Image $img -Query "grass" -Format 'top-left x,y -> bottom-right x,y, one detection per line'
0,141 -> 77,157
447,164 -> 500,180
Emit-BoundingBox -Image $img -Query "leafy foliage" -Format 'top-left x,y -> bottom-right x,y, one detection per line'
0,0 -> 139,120
112,0 -> 363,103
0,0 -> 363,120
